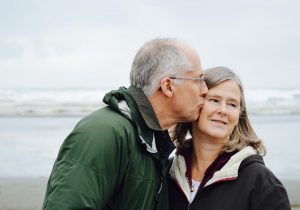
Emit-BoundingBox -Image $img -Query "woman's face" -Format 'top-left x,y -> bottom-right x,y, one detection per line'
196,80 -> 241,143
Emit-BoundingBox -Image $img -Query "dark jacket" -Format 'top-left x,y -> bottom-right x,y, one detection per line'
168,146 -> 291,210
42,86 -> 175,210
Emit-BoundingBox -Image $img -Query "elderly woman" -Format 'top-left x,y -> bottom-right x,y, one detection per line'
168,67 -> 290,210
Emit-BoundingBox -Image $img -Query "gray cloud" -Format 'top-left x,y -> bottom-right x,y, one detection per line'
0,41 -> 23,59
0,0 -> 299,89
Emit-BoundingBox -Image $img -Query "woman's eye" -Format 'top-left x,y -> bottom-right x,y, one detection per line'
209,99 -> 218,103
228,103 -> 237,108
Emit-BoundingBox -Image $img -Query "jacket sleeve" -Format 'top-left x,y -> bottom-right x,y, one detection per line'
251,167 -> 291,210
42,121 -> 132,210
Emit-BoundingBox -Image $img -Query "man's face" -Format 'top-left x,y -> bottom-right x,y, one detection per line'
171,68 -> 208,122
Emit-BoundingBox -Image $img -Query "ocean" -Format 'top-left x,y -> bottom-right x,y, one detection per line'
0,88 -> 300,182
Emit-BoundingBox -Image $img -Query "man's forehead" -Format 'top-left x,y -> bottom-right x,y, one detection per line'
183,69 -> 203,76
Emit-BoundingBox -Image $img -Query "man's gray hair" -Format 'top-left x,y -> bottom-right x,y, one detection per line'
130,38 -> 193,96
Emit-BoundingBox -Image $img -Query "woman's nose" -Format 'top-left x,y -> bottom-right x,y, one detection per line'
217,102 -> 228,115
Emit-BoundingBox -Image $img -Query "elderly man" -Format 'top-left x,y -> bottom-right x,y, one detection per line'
42,38 -> 208,210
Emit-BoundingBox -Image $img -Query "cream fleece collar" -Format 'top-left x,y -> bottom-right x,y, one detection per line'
169,146 -> 258,199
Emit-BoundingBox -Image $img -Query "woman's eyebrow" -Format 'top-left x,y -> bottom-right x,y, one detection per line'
206,94 -> 221,98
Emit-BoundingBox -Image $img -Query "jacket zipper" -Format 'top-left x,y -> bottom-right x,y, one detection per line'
181,177 -> 238,209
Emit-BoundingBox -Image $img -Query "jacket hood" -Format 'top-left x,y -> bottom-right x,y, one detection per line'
103,86 -> 161,153
205,146 -> 258,186
239,152 -> 265,170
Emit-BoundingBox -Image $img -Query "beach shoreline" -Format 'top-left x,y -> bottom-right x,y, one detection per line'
0,176 -> 299,210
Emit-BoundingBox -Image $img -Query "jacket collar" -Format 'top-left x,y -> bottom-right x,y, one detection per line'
103,86 -> 163,154
170,146 -> 258,199
205,146 -> 257,186
128,86 -> 162,131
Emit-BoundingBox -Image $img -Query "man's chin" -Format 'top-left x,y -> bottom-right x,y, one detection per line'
199,104 -> 204,111
192,113 -> 200,121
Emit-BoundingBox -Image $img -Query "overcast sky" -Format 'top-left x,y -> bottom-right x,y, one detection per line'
0,0 -> 299,89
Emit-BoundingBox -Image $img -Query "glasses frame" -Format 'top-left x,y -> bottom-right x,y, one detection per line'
169,74 -> 205,85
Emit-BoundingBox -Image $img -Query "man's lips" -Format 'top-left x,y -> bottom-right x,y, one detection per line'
199,102 -> 205,108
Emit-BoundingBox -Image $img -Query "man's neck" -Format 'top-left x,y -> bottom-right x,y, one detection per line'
148,94 -> 175,130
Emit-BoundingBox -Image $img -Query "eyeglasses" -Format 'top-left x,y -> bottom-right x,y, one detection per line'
169,74 -> 206,87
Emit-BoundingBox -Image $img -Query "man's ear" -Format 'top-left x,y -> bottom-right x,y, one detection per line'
160,77 -> 174,97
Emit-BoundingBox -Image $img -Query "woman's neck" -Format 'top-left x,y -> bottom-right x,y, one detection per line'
191,136 -> 225,181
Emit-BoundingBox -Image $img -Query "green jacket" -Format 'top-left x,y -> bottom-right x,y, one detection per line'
42,86 -> 175,210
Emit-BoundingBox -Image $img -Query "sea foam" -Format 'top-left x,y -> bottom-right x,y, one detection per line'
0,88 -> 300,116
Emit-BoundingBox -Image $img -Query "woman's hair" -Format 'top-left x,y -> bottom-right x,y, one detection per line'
173,66 -> 266,155
130,38 -> 194,96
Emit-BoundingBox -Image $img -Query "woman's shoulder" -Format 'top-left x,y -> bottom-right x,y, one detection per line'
239,155 -> 290,209
239,154 -> 284,186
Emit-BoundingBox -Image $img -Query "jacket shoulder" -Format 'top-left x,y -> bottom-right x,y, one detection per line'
57,106 -> 137,167
239,155 -> 291,209
240,155 -> 283,187
78,106 -> 134,130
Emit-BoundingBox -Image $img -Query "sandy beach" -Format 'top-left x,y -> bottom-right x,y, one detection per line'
0,176 -> 299,210
0,176 -> 47,210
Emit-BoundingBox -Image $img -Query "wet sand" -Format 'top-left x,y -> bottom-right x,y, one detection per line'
0,176 -> 299,210
0,176 -> 47,210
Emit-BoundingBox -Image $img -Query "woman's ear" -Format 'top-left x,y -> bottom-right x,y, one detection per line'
160,77 -> 174,97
